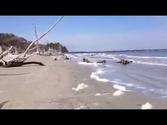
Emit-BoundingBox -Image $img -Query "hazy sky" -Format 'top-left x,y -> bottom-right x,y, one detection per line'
0,16 -> 167,51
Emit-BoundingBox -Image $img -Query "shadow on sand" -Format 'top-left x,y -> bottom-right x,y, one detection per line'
0,72 -> 30,76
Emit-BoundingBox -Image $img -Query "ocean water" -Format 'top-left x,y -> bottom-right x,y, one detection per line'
66,50 -> 167,99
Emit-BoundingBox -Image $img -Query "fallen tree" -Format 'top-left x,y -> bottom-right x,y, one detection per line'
1,59 -> 44,67
0,46 -> 13,60
0,16 -> 64,68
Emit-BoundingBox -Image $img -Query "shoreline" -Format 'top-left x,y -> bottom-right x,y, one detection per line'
0,55 -> 167,109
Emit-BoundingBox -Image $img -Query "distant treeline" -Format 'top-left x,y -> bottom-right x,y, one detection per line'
0,33 -> 68,53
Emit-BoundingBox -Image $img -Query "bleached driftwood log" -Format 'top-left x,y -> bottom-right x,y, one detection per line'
1,59 -> 44,67
0,46 -> 13,60
23,16 -> 64,58
0,16 -> 64,68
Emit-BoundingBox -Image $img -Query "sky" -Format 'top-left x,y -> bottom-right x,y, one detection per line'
0,16 -> 167,51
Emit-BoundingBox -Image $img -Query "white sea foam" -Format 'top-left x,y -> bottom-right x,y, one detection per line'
78,62 -> 99,67
112,79 -> 145,90
119,54 -> 167,59
113,84 -> 127,91
95,93 -> 110,96
96,69 -> 105,74
94,53 -> 120,61
133,60 -> 167,67
72,83 -> 88,92
141,102 -> 153,109
113,90 -> 124,96
95,93 -> 102,96
95,53 -> 167,67
65,54 -> 78,59
90,72 -> 109,83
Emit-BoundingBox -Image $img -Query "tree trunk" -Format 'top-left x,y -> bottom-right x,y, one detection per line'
2,61 -> 45,67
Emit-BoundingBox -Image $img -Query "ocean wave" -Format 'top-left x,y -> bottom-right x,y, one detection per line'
133,60 -> 167,67
112,79 -> 135,87
90,68 -> 110,82
118,54 -> 167,59
65,54 -> 78,59
78,62 -> 100,67
113,84 -> 127,91
93,53 -> 120,61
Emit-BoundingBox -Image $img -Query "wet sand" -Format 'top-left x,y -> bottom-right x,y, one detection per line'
0,55 -> 167,109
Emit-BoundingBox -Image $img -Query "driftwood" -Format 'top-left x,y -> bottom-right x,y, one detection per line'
97,60 -> 106,64
23,16 -> 64,58
83,58 -> 92,63
2,61 -> 45,67
34,24 -> 39,54
116,58 -> 133,65
0,16 -> 64,68
0,46 -> 13,60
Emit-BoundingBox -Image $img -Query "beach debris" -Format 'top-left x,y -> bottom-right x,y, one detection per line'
82,58 -> 106,65
53,54 -> 70,61
0,46 -> 13,60
113,90 -> 124,96
64,55 -> 70,60
72,83 -> 88,92
113,84 -> 127,91
141,102 -> 153,109
0,16 -> 64,68
116,58 -> 133,65
22,16 -> 64,58
83,57 -> 92,63
97,60 -> 106,64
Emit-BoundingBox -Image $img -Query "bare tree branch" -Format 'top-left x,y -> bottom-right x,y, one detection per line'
23,16 -> 64,57
0,46 -> 13,60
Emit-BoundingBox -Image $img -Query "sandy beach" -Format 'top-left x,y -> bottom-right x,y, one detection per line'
0,55 -> 167,109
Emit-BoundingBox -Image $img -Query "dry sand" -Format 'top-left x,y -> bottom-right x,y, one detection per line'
0,55 -> 167,109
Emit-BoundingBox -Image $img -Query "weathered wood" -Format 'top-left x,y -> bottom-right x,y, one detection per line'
23,16 -> 64,57
116,58 -> 133,65
34,24 -> 39,53
2,61 -> 45,67
97,60 -> 106,64
0,16 -> 64,68
0,46 -> 13,60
